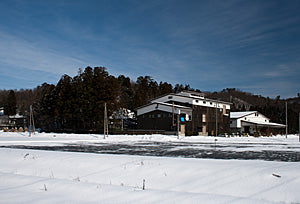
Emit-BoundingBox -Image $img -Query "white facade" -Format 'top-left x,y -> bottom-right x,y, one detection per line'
150,92 -> 230,113
230,111 -> 269,129
230,111 -> 285,134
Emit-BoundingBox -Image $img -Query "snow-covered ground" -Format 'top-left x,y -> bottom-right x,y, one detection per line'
0,132 -> 299,152
1,132 -> 300,203
0,132 -> 299,146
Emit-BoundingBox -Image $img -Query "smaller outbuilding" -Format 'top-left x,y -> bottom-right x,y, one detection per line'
0,107 -> 26,131
230,111 -> 286,136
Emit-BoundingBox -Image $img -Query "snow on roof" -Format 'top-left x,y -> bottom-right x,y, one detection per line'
9,113 -> 25,119
155,102 -> 192,110
230,111 -> 257,119
241,120 -> 286,128
149,92 -> 231,105
136,101 -> 192,111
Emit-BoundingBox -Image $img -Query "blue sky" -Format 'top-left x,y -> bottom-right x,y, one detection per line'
0,0 -> 299,98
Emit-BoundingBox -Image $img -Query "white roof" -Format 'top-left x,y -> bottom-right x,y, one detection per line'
155,102 -> 192,110
9,113 -> 25,119
230,111 -> 257,119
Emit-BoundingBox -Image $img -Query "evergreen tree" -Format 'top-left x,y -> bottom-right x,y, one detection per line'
4,90 -> 17,116
118,75 -> 134,110
159,81 -> 173,95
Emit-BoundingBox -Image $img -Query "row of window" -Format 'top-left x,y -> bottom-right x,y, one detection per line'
167,96 -> 228,110
142,113 -> 173,119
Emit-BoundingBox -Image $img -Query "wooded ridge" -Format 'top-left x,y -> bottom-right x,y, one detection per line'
1,66 -> 299,133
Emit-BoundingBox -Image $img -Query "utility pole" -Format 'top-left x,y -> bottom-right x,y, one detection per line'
215,100 -> 218,136
121,117 -> 124,131
172,102 -> 175,127
285,101 -> 288,139
29,106 -> 31,137
177,110 -> 180,139
29,105 -> 35,137
104,103 -> 108,139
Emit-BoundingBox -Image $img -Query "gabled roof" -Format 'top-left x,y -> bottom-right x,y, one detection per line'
149,92 -> 232,105
155,102 -> 192,110
136,101 -> 192,111
241,120 -> 286,128
230,111 -> 257,119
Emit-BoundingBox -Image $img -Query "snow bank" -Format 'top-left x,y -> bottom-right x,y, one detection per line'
0,148 -> 300,203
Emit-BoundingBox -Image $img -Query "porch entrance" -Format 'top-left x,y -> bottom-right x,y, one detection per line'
180,124 -> 185,136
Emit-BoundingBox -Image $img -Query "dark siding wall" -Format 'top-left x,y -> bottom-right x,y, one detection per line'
186,106 -> 230,134
203,106 -> 230,135
137,110 -> 175,131
186,106 -> 203,133
137,106 -> 230,135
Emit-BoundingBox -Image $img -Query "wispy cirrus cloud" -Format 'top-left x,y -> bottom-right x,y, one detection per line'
263,64 -> 296,78
0,31 -> 87,76
0,0 -> 299,97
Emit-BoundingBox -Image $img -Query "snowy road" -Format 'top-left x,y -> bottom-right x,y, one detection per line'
1,132 -> 300,162
2,141 -> 300,162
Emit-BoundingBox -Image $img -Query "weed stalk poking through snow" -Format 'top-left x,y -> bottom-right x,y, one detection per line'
142,179 -> 145,190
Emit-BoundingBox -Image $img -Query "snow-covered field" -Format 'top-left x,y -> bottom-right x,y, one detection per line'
0,132 -> 299,150
1,132 -> 300,203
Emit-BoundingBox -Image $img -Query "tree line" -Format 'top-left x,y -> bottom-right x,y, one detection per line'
0,66 -> 196,132
207,88 -> 300,133
0,66 -> 299,133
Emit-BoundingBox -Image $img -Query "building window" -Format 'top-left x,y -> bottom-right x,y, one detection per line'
157,114 -> 161,118
202,114 -> 206,122
168,96 -> 173,99
210,102 -> 213,105
203,101 -> 206,104
195,100 -> 199,103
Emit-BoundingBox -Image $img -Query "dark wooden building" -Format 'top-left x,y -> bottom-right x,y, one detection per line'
136,91 -> 231,136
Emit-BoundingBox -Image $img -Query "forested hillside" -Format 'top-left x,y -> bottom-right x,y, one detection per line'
0,67 -> 178,132
207,88 -> 300,133
0,66 -> 299,133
